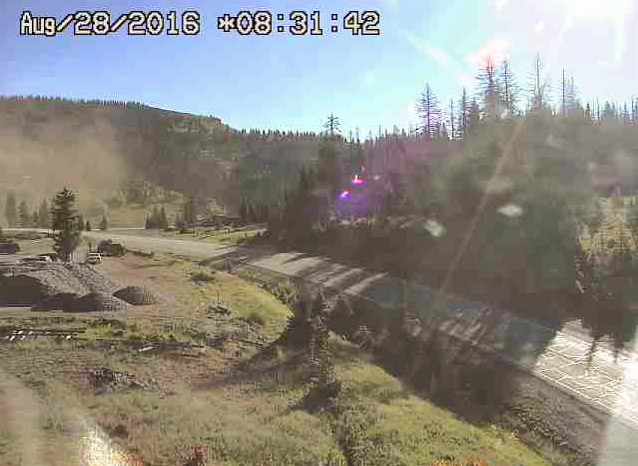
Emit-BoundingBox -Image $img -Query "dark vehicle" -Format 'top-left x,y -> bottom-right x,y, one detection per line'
97,239 -> 126,257
0,242 -> 20,254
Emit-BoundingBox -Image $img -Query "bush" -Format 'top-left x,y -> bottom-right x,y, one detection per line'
246,312 -> 266,326
190,270 -> 217,283
262,281 -> 297,305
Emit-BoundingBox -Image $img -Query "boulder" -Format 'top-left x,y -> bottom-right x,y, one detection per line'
113,285 -> 159,305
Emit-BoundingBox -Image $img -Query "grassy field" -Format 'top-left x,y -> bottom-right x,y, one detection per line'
96,203 -> 184,229
0,246 -> 570,465
157,226 -> 267,246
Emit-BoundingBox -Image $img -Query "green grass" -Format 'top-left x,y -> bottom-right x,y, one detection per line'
0,368 -> 80,466
136,254 -> 291,338
1,338 -> 552,466
88,390 -> 346,466
156,225 -> 265,246
206,229 -> 264,245
328,340 -> 549,466
190,269 -> 218,283
0,251 -> 567,466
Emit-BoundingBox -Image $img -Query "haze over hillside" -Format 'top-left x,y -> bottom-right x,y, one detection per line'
0,96 -> 329,224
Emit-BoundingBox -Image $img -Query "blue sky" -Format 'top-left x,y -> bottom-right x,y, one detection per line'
1,0 -> 636,136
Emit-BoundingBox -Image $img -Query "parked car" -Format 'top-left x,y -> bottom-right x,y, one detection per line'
86,252 -> 102,264
0,242 -> 20,254
38,252 -> 59,262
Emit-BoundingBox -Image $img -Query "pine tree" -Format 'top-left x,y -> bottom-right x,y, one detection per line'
561,69 -> 567,117
317,136 -> 342,202
467,98 -> 481,134
603,101 -> 616,123
4,192 -> 17,228
151,206 -> 160,229
566,77 -> 579,116
457,87 -> 469,139
85,220 -> 91,231
100,214 -> 108,231
38,200 -> 49,228
77,214 -> 85,231
441,122 -> 448,140
175,213 -> 185,230
500,60 -> 518,117
622,103 -> 631,125
18,200 -> 30,227
248,202 -> 258,223
476,56 -> 501,121
596,98 -> 601,123
32,211 -> 39,228
324,114 -> 341,138
239,200 -> 248,222
160,206 -> 168,229
448,99 -> 455,140
183,196 -> 197,225
416,82 -> 441,139
528,54 -> 551,111
51,188 -> 81,262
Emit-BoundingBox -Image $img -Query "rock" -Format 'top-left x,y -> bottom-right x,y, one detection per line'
113,285 -> 159,305
87,366 -> 144,394
206,302 -> 231,315
0,262 -> 117,306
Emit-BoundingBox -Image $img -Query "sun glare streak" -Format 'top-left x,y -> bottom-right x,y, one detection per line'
437,116 -> 527,297
548,0 -> 633,66
80,419 -> 141,465
465,36 -> 510,68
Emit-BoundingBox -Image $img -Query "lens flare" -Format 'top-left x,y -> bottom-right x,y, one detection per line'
351,174 -> 364,186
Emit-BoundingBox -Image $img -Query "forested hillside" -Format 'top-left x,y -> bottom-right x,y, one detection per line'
0,96 -> 331,225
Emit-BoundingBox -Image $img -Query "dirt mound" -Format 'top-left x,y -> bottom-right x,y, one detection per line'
113,285 -> 159,305
0,262 -> 118,307
75,293 -> 127,312
31,292 -> 126,312
31,292 -> 82,311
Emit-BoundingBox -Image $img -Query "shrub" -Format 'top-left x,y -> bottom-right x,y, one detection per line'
190,270 -> 217,283
246,312 -> 266,326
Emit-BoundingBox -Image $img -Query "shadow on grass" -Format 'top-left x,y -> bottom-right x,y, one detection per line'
191,343 -> 308,396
